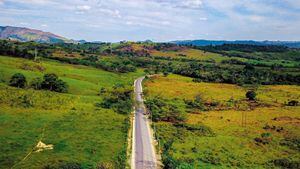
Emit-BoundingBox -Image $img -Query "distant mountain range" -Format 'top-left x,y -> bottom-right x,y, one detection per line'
171,40 -> 300,48
1,26 -> 300,48
0,26 -> 74,43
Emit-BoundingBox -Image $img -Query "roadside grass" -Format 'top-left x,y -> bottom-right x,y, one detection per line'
0,55 -> 143,168
144,74 -> 300,168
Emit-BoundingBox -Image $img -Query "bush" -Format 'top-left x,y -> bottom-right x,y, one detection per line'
280,138 -> 300,151
272,158 -> 300,169
99,86 -> 133,114
44,162 -> 82,169
41,73 -> 68,93
9,73 -> 27,88
30,77 -> 43,90
145,97 -> 187,123
185,94 -> 205,110
246,90 -> 256,100
174,123 -> 215,136
287,100 -> 299,106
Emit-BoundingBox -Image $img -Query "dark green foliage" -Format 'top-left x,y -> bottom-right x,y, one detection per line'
41,73 -> 68,93
161,140 -> 179,169
184,94 -> 205,110
246,91 -> 256,100
145,97 -> 186,123
44,162 -> 83,169
30,77 -> 43,90
9,73 -> 26,88
201,44 -> 289,53
272,158 -> 300,169
254,133 -> 272,145
280,138 -> 300,151
99,86 -> 133,114
174,123 -> 215,136
287,100 -> 299,106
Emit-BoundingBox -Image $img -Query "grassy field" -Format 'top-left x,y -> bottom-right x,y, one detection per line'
0,55 -> 143,169
144,74 -> 300,168
150,48 -> 247,63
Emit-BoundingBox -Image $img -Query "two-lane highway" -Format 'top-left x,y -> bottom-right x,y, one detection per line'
132,77 -> 157,169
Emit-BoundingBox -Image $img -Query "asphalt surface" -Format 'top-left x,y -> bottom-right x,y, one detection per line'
134,77 -> 157,169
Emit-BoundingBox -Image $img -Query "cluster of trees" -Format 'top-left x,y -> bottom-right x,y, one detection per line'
200,44 -> 289,53
145,97 -> 186,123
0,40 -> 54,59
97,85 -> 133,114
9,73 -> 68,93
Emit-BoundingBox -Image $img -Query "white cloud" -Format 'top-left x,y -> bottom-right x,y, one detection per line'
181,0 -> 203,8
41,24 -> 48,27
76,5 -> 91,11
0,0 -> 299,41
98,8 -> 121,18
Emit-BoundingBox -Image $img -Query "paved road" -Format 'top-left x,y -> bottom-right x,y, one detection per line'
133,77 -> 157,169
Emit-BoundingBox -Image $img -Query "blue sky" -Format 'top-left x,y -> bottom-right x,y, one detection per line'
0,0 -> 299,42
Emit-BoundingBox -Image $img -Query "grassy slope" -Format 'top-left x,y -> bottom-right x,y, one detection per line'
144,74 -> 300,168
151,48 -> 237,63
0,55 -> 143,169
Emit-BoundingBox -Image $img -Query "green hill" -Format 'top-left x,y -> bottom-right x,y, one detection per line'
0,55 -> 143,168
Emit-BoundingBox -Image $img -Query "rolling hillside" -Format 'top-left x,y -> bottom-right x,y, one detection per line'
0,26 -> 73,43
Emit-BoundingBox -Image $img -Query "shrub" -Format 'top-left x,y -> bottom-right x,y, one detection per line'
44,162 -> 82,169
287,100 -> 299,106
246,90 -> 256,100
9,73 -> 26,88
272,158 -> 300,169
41,73 -> 68,93
280,138 -> 300,151
254,133 -> 272,145
145,97 -> 187,123
185,94 -> 205,110
30,77 -> 43,90
96,162 -> 114,169
174,123 -> 215,136
99,86 -> 133,114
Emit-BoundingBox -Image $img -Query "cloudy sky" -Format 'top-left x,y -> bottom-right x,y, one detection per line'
0,0 -> 299,42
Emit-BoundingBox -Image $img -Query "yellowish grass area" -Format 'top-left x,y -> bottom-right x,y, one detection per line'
52,50 -> 83,59
151,49 -> 246,62
145,74 -> 300,105
145,74 -> 300,167
183,106 -> 300,167
145,74 -> 246,102
188,107 -> 300,137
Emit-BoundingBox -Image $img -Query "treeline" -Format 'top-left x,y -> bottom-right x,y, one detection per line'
199,44 -> 289,53
0,40 -> 55,59
133,57 -> 300,85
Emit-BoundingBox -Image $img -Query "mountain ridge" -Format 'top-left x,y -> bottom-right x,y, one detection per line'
0,26 -> 74,43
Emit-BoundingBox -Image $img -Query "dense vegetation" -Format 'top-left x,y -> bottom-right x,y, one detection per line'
1,40 -> 299,85
0,39 -> 299,169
